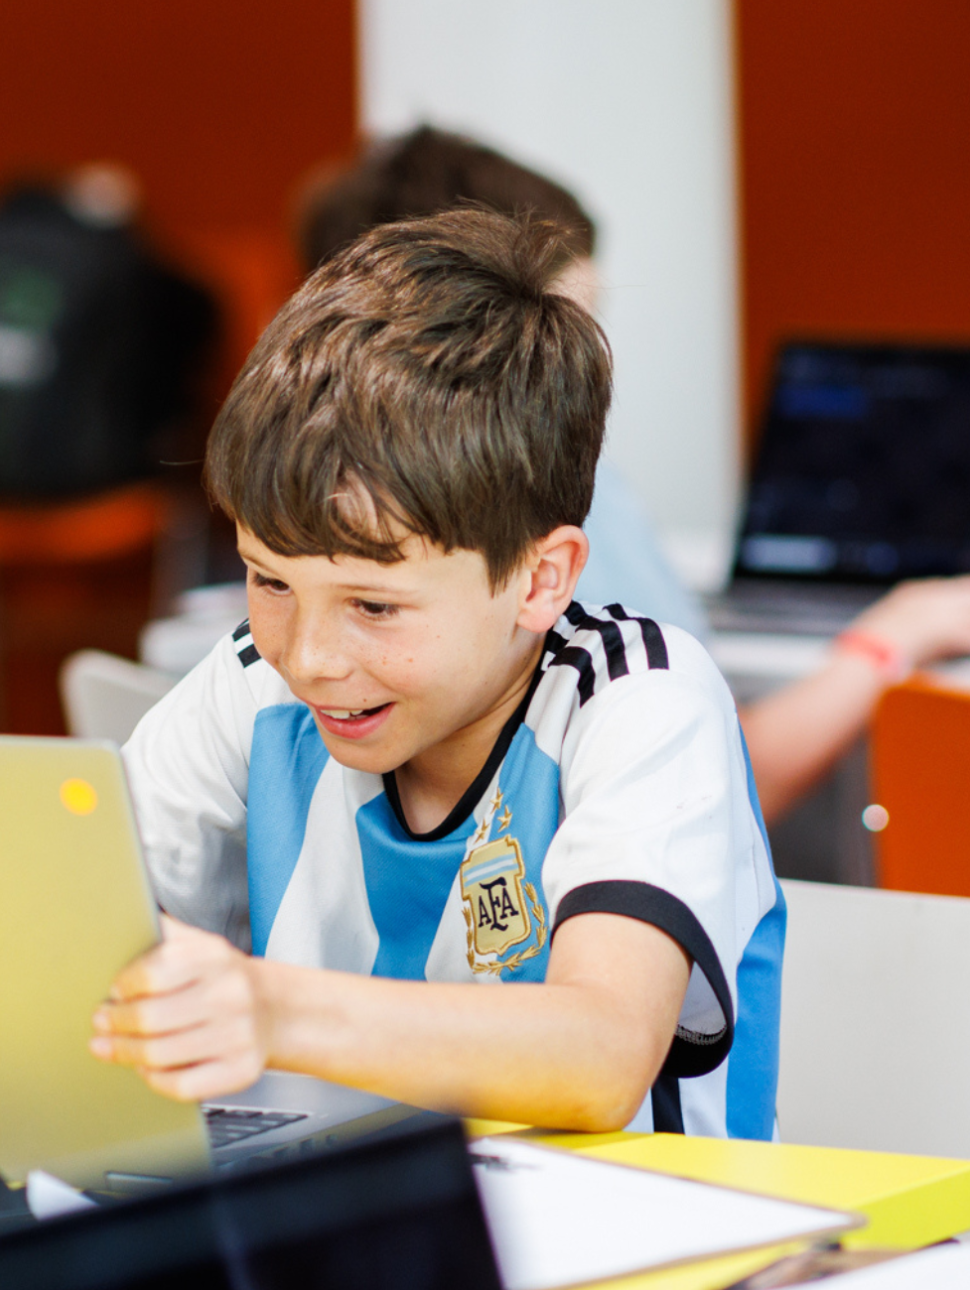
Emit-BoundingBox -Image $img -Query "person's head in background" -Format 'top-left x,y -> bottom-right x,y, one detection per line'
296,125 -> 599,313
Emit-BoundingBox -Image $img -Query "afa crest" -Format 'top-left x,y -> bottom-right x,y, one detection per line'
460,832 -> 546,976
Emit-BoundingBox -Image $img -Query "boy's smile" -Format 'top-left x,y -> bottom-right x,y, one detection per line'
312,702 -> 393,740
237,525 -> 582,831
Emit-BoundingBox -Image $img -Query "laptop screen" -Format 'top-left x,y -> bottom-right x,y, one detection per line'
0,1119 -> 501,1290
735,341 -> 970,583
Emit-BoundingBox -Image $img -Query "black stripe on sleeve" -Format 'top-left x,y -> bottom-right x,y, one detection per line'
232,618 -> 261,667
564,602 -> 629,681
605,605 -> 669,670
548,645 -> 597,706
651,1070 -> 685,1134
552,880 -> 733,1078
545,629 -> 569,656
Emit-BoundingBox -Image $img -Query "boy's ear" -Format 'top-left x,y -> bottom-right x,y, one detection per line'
516,526 -> 589,633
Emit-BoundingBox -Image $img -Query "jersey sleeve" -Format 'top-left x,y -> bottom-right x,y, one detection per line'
122,633 -> 260,949
542,655 -> 760,1078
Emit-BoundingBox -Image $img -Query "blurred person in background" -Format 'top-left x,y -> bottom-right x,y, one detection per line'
0,162 -> 216,499
295,126 -> 970,825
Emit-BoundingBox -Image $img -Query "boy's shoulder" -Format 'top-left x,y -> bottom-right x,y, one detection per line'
533,600 -> 730,719
520,601 -> 740,796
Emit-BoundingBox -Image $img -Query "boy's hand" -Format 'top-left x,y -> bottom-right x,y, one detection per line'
90,916 -> 271,1102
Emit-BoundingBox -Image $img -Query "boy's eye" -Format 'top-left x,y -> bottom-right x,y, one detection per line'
251,571 -> 290,594
354,599 -> 399,619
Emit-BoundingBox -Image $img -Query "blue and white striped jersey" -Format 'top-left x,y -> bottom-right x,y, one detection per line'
123,602 -> 784,1139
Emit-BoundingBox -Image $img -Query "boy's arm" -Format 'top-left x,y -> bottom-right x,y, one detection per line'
91,911 -> 690,1132
741,576 -> 970,824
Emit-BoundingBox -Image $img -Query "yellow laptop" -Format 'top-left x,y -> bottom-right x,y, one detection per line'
0,736 -> 424,1196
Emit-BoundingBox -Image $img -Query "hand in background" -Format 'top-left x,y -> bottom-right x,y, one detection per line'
850,575 -> 970,666
741,574 -> 970,825
89,914 -> 271,1102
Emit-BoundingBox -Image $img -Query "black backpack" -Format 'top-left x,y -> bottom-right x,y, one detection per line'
0,187 -> 216,499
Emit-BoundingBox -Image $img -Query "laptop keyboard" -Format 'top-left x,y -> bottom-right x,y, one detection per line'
706,582 -> 884,635
203,1105 -> 309,1150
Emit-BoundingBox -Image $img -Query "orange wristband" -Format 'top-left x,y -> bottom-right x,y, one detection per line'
835,629 -> 912,682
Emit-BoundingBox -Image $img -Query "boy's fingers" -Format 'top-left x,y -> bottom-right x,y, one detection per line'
90,1028 -> 202,1072
141,1056 -> 264,1104
90,1038 -> 265,1103
109,928 -> 230,1000
159,913 -> 195,940
90,1015 -> 258,1074
109,950 -> 199,1001
93,988 -> 210,1039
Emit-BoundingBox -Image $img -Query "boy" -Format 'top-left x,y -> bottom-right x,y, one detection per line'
92,208 -> 783,1138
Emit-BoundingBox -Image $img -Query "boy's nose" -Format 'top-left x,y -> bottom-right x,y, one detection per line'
280,615 -> 353,686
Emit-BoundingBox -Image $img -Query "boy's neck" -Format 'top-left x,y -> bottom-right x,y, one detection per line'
392,639 -> 544,836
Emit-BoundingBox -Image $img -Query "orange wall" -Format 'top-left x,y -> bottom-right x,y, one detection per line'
0,0 -> 357,240
736,1 -> 970,444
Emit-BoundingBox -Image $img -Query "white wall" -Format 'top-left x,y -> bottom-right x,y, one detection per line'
360,0 -> 740,584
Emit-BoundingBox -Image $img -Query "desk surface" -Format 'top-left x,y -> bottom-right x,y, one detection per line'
468,1126 -> 970,1290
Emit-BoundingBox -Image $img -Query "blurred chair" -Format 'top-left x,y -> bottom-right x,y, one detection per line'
869,675 -> 970,896
60,649 -> 176,745
777,877 -> 970,1157
0,482 -> 169,562
0,482 -> 178,733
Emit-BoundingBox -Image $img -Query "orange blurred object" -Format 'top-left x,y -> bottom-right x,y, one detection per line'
870,676 -> 970,896
0,483 -> 174,734
176,229 -> 300,394
0,483 -> 170,563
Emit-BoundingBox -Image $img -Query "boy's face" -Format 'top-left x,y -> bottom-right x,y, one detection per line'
237,526 -> 546,777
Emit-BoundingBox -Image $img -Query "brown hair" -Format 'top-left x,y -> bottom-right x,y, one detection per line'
297,125 -> 596,273
205,207 -> 611,588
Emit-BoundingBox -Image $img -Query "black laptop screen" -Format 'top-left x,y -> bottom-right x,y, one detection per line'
735,342 -> 970,582
0,1119 -> 501,1290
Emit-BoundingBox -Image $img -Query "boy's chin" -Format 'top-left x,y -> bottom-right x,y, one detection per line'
310,714 -> 403,777
320,742 -> 401,776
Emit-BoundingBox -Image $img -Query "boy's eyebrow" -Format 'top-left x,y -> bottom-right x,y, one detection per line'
330,581 -> 417,596
237,545 -> 420,596
236,546 -> 284,575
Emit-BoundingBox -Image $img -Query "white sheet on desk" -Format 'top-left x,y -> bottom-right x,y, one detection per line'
471,1137 -> 855,1290
818,1244 -> 970,1287
26,1171 -> 97,1221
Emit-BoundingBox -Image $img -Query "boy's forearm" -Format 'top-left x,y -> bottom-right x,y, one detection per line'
255,940 -> 684,1131
258,962 -> 659,1130
739,652 -> 886,825
94,913 -> 691,1132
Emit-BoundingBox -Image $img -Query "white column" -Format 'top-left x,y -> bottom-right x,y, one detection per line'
360,0 -> 740,589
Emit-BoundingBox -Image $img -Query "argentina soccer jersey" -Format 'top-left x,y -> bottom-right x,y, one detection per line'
124,602 -> 783,1140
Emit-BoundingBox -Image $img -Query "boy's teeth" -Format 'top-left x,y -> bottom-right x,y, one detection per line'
328,709 -> 366,719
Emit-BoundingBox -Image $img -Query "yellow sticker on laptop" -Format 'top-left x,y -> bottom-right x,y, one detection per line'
60,778 -> 98,815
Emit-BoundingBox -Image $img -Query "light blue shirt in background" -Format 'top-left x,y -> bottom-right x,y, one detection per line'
577,460 -> 709,641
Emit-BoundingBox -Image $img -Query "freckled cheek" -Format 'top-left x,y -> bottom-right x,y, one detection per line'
368,643 -> 442,698
247,602 -> 286,668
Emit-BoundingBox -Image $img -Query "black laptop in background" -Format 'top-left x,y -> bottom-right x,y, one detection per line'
708,340 -> 970,634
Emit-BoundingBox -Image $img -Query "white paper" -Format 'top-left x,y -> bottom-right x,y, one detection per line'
471,1137 -> 856,1290
26,1170 -> 98,1221
808,1244 -> 970,1288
